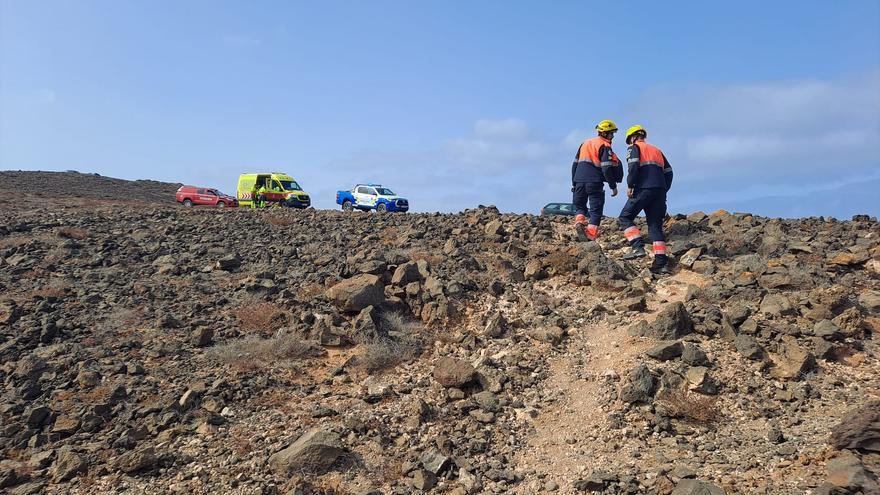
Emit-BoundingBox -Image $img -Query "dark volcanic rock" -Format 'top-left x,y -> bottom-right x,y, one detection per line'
647,302 -> 694,340
829,401 -> 880,453
825,450 -> 879,492
326,274 -> 386,312
619,364 -> 656,404
733,334 -> 764,360
671,479 -> 727,495
268,429 -> 345,475
646,341 -> 684,361
51,449 -> 87,482
681,343 -> 710,366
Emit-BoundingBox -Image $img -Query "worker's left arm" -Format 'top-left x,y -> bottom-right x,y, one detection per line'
662,153 -> 673,191
599,146 -> 622,187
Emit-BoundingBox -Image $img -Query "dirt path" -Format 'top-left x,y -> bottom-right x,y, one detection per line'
514,271 -> 710,494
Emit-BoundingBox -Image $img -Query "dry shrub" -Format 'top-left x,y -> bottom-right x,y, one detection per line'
357,312 -> 428,373
4,449 -> 28,461
234,302 -> 288,335
282,477 -> 349,495
656,389 -> 721,424
378,311 -> 428,337
57,227 -> 88,240
357,339 -> 420,374
28,286 -> 68,300
79,385 -> 113,404
298,282 -> 325,301
265,214 -> 295,227
252,389 -> 302,415
229,428 -> 254,456
408,250 -> 445,266
372,459 -> 404,485
209,333 -> 323,370
15,462 -> 35,478
544,251 -> 578,274
378,226 -> 400,246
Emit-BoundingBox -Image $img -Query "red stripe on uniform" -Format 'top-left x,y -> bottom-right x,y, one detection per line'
624,226 -> 641,241
652,241 -> 667,254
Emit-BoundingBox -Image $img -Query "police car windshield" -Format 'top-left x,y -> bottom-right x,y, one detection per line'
277,180 -> 302,191
375,188 -> 395,195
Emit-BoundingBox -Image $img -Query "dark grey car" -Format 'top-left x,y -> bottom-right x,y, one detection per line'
541,202 -> 577,216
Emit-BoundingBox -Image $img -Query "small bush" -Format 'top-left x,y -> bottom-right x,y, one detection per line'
265,214 -> 295,227
378,311 -> 427,336
357,312 -> 429,373
656,388 -> 721,424
234,302 -> 288,335
358,338 -> 421,373
209,333 -> 324,369
408,250 -> 445,267
57,227 -> 88,240
298,282 -> 325,301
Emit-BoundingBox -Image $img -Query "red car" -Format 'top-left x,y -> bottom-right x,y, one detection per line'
175,186 -> 238,207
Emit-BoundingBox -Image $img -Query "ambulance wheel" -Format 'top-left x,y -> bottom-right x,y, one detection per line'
376,203 -> 387,213
342,200 -> 353,211
183,199 -> 193,207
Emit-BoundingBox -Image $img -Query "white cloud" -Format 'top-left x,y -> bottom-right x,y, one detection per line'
442,118 -> 559,169
473,118 -> 529,140
312,71 -> 879,215
622,71 -> 880,195
563,129 -> 590,149
686,135 -> 788,162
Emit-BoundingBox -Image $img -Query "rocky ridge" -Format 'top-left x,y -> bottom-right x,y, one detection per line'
0,193 -> 879,494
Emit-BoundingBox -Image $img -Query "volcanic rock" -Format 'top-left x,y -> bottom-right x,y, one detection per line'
829,401 -> 880,453
647,302 -> 694,340
770,341 -> 816,379
268,429 -> 345,475
646,341 -> 684,361
433,357 -> 476,388
326,274 -> 385,312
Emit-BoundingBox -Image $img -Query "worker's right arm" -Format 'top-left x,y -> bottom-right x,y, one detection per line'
571,144 -> 582,185
626,145 -> 640,189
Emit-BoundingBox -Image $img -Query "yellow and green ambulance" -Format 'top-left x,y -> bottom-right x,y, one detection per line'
236,173 -> 311,208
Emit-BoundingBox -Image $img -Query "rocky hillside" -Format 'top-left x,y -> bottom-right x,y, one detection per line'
0,171 -> 182,208
0,199 -> 878,495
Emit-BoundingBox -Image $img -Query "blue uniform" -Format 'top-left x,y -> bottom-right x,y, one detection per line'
619,140 -> 673,260
571,137 -> 622,228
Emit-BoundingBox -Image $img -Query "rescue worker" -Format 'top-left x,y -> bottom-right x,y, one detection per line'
571,120 -> 623,241
250,182 -> 261,208
251,181 -> 268,208
618,125 -> 674,274
256,183 -> 269,208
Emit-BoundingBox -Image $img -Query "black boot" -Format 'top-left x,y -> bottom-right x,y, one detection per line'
650,254 -> 670,275
623,245 -> 647,260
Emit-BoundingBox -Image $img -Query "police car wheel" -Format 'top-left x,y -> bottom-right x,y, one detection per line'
376,203 -> 387,212
342,200 -> 353,211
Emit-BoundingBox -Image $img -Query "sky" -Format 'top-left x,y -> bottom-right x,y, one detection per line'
1,0 -> 879,217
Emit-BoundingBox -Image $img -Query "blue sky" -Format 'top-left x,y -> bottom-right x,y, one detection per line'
1,1 -> 879,217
